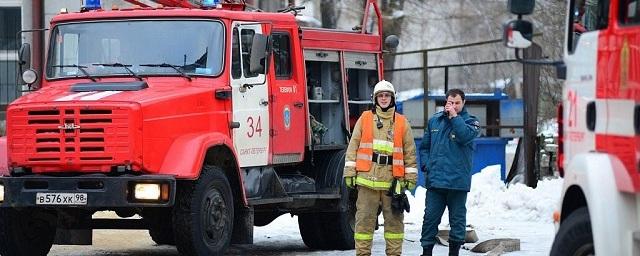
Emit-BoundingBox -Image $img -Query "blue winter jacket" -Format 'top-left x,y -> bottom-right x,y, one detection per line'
419,108 -> 479,191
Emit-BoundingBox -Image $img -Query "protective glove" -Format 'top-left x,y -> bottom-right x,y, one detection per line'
405,180 -> 417,191
390,192 -> 410,214
344,176 -> 356,189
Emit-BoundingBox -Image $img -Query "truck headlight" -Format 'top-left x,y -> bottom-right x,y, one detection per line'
134,183 -> 161,200
0,184 -> 4,202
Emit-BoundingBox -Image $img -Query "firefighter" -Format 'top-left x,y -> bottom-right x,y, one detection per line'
343,80 -> 418,256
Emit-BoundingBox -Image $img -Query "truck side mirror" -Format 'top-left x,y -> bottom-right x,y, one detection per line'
384,35 -> 399,50
503,20 -> 533,49
18,43 -> 31,70
507,0 -> 535,15
249,34 -> 268,74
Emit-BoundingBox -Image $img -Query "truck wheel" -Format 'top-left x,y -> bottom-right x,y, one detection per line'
298,213 -> 327,249
550,207 -> 594,256
323,150 -> 355,249
173,165 -> 234,256
299,150 -> 355,250
322,181 -> 356,249
0,208 -> 57,256
144,208 -> 175,245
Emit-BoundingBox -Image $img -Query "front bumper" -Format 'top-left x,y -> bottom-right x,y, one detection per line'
0,174 -> 175,207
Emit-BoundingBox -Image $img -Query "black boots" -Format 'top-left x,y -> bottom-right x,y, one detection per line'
449,243 -> 462,256
421,244 -> 434,256
421,243 -> 461,256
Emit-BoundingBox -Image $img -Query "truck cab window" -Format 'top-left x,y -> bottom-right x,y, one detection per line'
240,29 -> 258,78
569,0 -> 610,53
272,32 -> 291,79
232,28 -> 241,79
620,0 -> 640,24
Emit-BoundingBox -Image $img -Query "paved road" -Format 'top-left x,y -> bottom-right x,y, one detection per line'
49,229 -> 341,256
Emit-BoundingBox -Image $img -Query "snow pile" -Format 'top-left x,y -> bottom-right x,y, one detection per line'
404,165 -> 563,226
467,165 -> 563,223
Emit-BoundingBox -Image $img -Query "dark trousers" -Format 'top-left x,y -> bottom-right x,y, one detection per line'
420,188 -> 468,247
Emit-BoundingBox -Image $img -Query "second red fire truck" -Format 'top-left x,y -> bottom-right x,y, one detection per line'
0,0 -> 399,255
505,0 -> 640,255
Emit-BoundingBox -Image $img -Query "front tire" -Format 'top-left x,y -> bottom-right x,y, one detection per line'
550,207 -> 594,256
144,208 -> 175,245
173,166 -> 234,256
0,208 -> 57,256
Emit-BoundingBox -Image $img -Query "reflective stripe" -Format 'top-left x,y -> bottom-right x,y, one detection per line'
405,167 -> 418,174
393,159 -> 404,165
355,232 -> 374,240
384,232 -> 404,240
345,161 -> 356,167
356,154 -> 371,160
359,142 -> 373,148
373,139 -> 394,154
393,147 -> 403,153
355,176 -> 392,189
394,182 -> 402,194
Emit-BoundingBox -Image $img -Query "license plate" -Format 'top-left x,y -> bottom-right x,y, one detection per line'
35,193 -> 88,205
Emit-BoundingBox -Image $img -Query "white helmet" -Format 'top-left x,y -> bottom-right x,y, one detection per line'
373,80 -> 395,96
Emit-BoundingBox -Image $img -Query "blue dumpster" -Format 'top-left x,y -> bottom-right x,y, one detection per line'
415,137 -> 507,188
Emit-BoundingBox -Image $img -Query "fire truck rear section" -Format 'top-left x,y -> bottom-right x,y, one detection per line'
0,1 -> 399,255
504,1 -> 640,255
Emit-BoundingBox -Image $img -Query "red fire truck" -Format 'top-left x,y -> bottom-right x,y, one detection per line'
0,0 -> 398,255
504,0 -> 640,255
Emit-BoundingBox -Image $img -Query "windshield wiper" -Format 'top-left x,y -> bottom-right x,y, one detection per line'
52,64 -> 97,82
139,63 -> 192,81
92,62 -> 143,81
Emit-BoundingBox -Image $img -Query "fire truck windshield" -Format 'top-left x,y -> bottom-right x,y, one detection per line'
46,20 -> 225,80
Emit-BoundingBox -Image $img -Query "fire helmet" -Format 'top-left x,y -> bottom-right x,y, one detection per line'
373,80 -> 395,97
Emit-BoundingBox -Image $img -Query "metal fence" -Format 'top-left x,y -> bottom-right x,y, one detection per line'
384,38 -> 544,187
384,38 -> 524,131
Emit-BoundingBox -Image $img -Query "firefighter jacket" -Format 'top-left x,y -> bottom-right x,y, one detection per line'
419,108 -> 479,191
344,106 -> 418,190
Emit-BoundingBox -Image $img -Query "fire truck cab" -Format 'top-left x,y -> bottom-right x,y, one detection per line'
0,0 -> 398,255
505,0 -> 640,255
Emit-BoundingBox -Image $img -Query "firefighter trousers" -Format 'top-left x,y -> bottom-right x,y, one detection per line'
354,186 -> 404,256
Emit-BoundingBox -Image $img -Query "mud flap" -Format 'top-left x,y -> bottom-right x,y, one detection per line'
54,228 -> 92,245
231,206 -> 254,244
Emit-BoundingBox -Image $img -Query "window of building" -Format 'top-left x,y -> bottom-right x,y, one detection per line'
0,7 -> 21,50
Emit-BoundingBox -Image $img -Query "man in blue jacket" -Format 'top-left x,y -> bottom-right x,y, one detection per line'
419,89 -> 479,256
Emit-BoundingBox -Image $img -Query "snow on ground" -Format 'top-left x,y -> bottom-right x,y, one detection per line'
249,165 -> 563,255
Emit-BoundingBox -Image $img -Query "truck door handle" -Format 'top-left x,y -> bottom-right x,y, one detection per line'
260,99 -> 269,106
294,101 -> 304,108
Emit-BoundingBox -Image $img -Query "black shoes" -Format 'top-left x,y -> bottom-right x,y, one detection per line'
449,243 -> 462,256
421,243 -> 461,256
421,244 -> 434,256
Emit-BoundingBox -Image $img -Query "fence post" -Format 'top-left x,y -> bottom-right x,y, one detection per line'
422,50 -> 429,130
444,66 -> 449,93
523,43 -> 542,188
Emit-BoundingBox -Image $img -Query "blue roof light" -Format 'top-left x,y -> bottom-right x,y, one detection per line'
83,0 -> 101,10
202,0 -> 220,7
